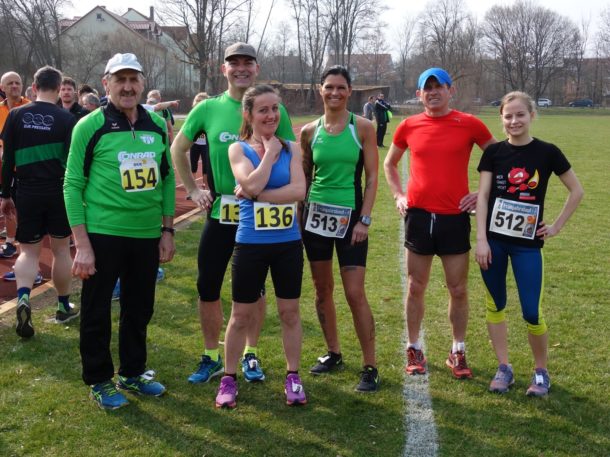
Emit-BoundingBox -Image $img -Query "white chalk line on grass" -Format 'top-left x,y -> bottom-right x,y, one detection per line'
399,159 -> 439,457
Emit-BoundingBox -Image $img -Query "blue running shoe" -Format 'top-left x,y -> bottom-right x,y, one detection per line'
156,267 -> 164,282
15,295 -> 34,338
117,370 -> 166,396
0,242 -> 17,258
241,353 -> 265,382
90,380 -> 129,410
526,368 -> 551,397
188,355 -> 224,384
489,364 -> 514,393
4,269 -> 43,284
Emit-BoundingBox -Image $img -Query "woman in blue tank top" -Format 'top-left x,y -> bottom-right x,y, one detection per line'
214,85 -> 307,409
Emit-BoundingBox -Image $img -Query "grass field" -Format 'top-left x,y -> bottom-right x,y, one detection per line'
0,111 -> 608,457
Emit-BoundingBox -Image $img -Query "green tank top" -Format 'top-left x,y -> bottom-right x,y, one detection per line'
308,112 -> 363,209
180,91 -> 295,219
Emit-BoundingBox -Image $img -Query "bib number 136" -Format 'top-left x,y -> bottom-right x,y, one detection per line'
253,202 -> 296,230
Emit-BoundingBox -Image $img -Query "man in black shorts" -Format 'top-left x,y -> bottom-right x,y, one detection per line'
384,68 -> 496,378
1,65 -> 78,338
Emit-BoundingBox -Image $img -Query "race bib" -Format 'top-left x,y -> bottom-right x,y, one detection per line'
305,202 -> 352,239
253,202 -> 296,230
489,198 -> 539,240
219,194 -> 239,225
120,158 -> 158,192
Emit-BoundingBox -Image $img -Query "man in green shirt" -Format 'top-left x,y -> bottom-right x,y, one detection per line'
64,53 -> 176,410
171,42 -> 295,385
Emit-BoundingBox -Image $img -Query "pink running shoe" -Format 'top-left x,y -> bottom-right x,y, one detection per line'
215,376 -> 237,408
285,373 -> 307,406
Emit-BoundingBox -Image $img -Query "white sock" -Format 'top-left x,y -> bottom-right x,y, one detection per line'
452,341 -> 465,353
408,341 -> 422,350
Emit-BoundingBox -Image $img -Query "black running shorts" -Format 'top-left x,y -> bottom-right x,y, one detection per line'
16,190 -> 71,243
404,208 -> 471,256
232,240 -> 303,304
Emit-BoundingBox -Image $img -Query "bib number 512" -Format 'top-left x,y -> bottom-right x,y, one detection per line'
493,211 -> 525,231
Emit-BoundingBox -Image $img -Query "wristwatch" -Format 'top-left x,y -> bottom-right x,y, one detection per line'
359,215 -> 372,226
161,226 -> 175,235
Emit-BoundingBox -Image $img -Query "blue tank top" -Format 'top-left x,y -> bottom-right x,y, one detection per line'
236,141 -> 301,244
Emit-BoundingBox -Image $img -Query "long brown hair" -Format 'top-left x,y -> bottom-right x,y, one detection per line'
239,84 -> 288,150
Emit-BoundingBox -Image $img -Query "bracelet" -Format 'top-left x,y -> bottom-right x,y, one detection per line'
161,226 -> 175,235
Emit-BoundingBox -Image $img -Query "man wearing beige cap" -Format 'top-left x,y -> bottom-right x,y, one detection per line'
171,42 -> 295,386
64,53 -> 176,409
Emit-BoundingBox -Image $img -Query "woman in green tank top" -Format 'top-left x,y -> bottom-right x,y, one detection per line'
300,65 -> 381,392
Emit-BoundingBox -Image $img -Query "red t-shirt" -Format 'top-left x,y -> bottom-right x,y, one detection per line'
393,110 -> 492,214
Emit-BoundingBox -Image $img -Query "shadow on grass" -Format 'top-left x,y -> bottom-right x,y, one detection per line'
431,371 -> 610,457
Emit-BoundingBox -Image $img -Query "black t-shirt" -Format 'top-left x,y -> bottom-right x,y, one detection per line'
1,101 -> 76,195
478,138 -> 571,248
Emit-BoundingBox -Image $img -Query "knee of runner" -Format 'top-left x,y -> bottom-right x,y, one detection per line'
446,282 -> 468,301
526,318 -> 547,336
278,305 -> 300,327
407,277 -> 427,299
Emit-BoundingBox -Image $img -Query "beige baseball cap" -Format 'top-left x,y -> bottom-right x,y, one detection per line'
224,42 -> 257,61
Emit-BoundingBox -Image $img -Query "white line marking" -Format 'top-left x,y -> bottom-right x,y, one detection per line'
400,158 -> 439,457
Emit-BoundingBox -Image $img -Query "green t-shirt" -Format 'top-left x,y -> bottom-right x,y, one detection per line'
180,91 -> 295,219
64,104 -> 175,238
308,113 -> 363,209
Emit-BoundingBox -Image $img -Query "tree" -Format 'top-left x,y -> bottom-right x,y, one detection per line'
289,0 -> 332,108
417,0 -> 478,81
394,15 -> 417,99
326,0 -> 379,70
482,0 -> 579,100
0,0 -> 68,81
158,0 -> 249,92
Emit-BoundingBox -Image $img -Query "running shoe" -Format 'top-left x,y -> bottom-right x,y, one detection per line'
15,294 -> 34,338
355,365 -> 380,392
117,370 -> 166,396
90,380 -> 129,410
55,302 -> 80,324
489,364 -> 514,393
446,350 -> 473,379
188,355 -> 224,384
2,270 -> 43,284
0,242 -> 17,258
215,376 -> 237,408
526,368 -> 551,397
241,353 -> 265,382
285,373 -> 307,406
309,351 -> 343,375
405,347 -> 427,375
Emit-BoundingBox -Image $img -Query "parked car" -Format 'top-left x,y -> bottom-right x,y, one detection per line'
490,100 -> 501,106
404,97 -> 422,105
568,99 -> 593,107
537,98 -> 552,107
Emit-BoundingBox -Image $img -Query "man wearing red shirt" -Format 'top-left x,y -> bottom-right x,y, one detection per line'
384,68 -> 496,379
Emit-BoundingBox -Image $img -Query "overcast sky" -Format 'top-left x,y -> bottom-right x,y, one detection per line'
70,0 -> 607,48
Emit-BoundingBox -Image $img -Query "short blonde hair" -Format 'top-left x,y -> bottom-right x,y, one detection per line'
192,92 -> 209,107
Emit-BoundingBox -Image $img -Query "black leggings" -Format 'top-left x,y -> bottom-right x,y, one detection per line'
190,142 -> 208,174
80,234 -> 160,385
